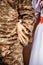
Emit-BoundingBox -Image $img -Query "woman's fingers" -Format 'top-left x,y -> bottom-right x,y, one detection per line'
18,33 -> 26,44
16,22 -> 28,44
17,25 -> 28,41
22,25 -> 28,34
19,30 -> 28,41
18,30 -> 28,44
18,34 -> 23,43
17,22 -> 28,34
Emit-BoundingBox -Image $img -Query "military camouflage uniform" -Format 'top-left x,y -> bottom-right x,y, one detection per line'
0,0 -> 34,65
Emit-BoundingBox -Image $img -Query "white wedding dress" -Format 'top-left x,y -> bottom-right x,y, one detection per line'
29,0 -> 43,65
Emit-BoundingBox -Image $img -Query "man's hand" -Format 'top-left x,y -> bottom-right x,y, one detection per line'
16,22 -> 28,45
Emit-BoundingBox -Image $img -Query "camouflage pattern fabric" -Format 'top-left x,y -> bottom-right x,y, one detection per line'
0,0 -> 34,65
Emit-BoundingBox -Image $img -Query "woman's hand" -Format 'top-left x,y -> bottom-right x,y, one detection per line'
16,22 -> 28,45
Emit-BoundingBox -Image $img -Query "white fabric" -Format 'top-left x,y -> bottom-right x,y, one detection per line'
32,0 -> 41,12
29,1 -> 43,65
32,0 -> 36,9
36,0 -> 40,11
32,0 -> 41,23
29,23 -> 43,65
